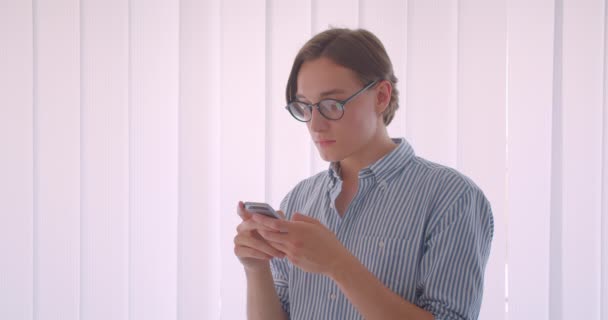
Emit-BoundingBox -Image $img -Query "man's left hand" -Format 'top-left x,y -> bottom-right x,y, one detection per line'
252,212 -> 351,277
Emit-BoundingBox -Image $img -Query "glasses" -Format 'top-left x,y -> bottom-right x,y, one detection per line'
285,80 -> 378,122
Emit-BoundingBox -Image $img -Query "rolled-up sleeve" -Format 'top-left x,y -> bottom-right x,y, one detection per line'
270,257 -> 291,315
268,190 -> 295,316
416,187 -> 494,320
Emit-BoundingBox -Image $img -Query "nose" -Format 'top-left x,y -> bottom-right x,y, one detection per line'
308,106 -> 329,132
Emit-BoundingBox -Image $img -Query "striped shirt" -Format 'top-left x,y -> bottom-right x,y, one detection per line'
270,138 -> 494,320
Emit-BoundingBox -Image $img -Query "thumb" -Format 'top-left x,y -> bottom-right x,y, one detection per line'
275,210 -> 286,220
237,201 -> 252,220
292,212 -> 319,224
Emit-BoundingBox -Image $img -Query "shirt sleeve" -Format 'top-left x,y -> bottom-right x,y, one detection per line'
268,189 -> 296,316
270,257 -> 291,315
416,187 -> 494,320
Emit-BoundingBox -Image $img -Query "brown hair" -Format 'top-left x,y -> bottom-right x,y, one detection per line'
286,28 -> 399,126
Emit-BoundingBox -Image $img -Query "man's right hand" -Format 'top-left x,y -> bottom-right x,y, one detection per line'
233,201 -> 285,273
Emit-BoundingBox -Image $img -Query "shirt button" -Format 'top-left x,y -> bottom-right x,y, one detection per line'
329,202 -> 334,209
379,241 -> 385,248
330,293 -> 336,300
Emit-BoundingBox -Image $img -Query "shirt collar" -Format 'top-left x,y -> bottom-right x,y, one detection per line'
327,138 -> 415,184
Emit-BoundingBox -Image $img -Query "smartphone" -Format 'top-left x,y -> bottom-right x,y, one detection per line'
243,202 -> 282,219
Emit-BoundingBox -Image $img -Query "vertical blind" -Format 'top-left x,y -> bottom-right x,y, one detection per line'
0,0 -> 606,319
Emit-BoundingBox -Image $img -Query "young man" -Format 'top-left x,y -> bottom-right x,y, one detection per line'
233,28 -> 493,320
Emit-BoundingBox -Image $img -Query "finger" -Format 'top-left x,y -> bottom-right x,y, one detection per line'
265,240 -> 291,255
251,213 -> 290,232
276,210 -> 286,219
291,212 -> 320,224
259,229 -> 290,243
236,201 -> 252,220
236,219 -> 260,233
261,235 -> 293,256
234,245 -> 272,260
260,230 -> 303,258
237,219 -> 277,233
234,233 -> 285,258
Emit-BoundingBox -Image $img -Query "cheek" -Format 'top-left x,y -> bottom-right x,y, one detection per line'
343,106 -> 377,133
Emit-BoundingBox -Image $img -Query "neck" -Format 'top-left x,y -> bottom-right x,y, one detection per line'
338,129 -> 396,182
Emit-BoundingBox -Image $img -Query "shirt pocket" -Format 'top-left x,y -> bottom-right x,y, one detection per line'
350,235 -> 420,300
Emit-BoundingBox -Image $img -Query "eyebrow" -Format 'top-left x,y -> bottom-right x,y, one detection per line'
295,88 -> 347,101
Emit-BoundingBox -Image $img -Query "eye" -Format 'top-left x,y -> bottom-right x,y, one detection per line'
288,102 -> 312,119
319,100 -> 344,113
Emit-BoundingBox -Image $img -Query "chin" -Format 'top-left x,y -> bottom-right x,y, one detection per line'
314,141 -> 350,162
317,150 -> 343,163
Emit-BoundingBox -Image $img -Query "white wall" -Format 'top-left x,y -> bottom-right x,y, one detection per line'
0,0 -> 606,319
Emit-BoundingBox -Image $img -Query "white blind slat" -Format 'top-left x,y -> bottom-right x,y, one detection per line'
457,1 -> 507,319
506,1 -> 555,319
602,0 -> 608,315
219,1 -> 267,318
129,0 -> 180,319
405,0 -> 458,168
81,0 -> 129,319
178,0 -> 221,319
0,1 -> 34,319
34,0 -> 81,318
560,0 -> 605,319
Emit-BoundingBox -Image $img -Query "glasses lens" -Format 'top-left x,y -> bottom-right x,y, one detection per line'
318,100 -> 344,120
288,102 -> 311,121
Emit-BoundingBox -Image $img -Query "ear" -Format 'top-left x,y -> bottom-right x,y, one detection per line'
374,80 -> 392,115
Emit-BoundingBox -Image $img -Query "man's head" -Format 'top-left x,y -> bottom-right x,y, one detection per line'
286,28 -> 399,126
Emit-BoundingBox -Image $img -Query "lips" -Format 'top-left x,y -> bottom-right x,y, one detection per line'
315,140 -> 336,147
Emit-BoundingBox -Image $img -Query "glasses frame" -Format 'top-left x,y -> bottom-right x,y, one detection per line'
285,80 -> 378,122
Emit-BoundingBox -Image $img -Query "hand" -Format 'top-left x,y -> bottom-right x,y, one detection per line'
233,201 -> 285,273
252,212 -> 351,276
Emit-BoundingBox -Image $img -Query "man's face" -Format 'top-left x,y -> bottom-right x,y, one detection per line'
296,57 -> 381,162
